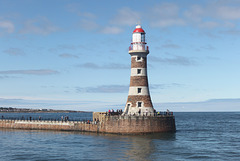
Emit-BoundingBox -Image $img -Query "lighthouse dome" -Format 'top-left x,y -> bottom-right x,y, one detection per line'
133,25 -> 145,33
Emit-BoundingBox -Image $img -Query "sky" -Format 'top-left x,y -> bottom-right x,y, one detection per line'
0,0 -> 240,112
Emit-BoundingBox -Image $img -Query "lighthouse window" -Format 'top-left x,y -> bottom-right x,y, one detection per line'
138,88 -> 142,93
138,102 -> 142,107
137,69 -> 141,74
137,56 -> 141,61
141,34 -> 145,42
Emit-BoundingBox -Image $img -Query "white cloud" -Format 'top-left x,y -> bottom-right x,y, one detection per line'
3,48 -> 25,56
19,17 -> 59,35
79,7 -> 138,34
77,62 -> 129,69
199,21 -> 219,29
0,20 -> 14,33
82,12 -> 96,19
151,19 -> 185,28
110,7 -> 141,26
49,44 -> 88,53
0,76 -> 17,79
184,5 -> 206,23
219,29 -> 240,35
161,43 -> 181,49
59,53 -> 79,59
200,45 -> 215,50
76,85 -> 128,93
66,3 -> 99,32
146,1 -> 240,30
183,2 -> 240,29
150,83 -> 183,90
100,26 -> 123,34
79,19 -> 99,31
66,3 -> 81,14
149,55 -> 197,66
148,3 -> 186,27
0,69 -> 59,75
214,6 -> 240,20
66,3 -> 96,18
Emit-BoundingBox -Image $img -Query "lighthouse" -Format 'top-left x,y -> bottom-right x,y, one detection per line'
123,25 -> 155,116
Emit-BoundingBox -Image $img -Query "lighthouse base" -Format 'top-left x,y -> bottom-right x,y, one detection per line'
93,113 -> 176,134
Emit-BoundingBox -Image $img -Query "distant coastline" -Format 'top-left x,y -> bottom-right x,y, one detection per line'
0,107 -> 91,113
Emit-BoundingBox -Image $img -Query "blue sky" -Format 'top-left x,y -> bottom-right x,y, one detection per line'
0,0 -> 240,111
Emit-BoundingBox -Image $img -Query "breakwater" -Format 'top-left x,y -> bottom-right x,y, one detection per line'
0,113 -> 176,134
0,120 -> 98,132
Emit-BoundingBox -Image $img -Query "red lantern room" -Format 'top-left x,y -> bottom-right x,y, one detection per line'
129,25 -> 149,52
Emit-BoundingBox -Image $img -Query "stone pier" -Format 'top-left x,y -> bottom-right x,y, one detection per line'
0,112 -> 176,134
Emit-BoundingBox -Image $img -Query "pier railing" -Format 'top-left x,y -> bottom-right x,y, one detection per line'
0,116 -> 91,122
104,111 -> 174,117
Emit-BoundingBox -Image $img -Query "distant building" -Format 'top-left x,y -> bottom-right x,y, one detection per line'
40,109 -> 48,111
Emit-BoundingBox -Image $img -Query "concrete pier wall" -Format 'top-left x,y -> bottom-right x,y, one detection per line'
0,115 -> 176,134
0,120 -> 98,132
99,115 -> 176,134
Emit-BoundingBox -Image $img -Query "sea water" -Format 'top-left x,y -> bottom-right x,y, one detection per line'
0,112 -> 240,161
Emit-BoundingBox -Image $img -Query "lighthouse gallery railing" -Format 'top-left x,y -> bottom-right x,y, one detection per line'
129,43 -> 149,51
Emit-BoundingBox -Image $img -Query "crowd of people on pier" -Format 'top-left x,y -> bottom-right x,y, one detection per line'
105,109 -> 173,117
61,116 -> 69,122
93,118 -> 100,124
106,109 -> 123,116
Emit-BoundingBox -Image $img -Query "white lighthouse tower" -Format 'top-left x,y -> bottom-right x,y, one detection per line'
123,25 -> 155,116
